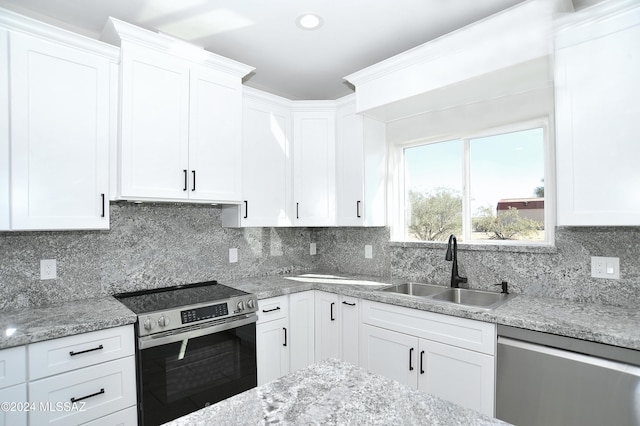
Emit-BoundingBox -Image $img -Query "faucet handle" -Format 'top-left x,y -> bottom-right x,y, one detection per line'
494,281 -> 509,294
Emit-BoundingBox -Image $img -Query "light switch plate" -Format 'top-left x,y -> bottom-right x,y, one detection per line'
365,245 -> 373,259
229,248 -> 238,263
590,256 -> 619,279
310,243 -> 317,256
40,259 -> 56,280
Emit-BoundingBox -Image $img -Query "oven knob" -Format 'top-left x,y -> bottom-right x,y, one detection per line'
237,301 -> 245,311
143,317 -> 157,331
247,299 -> 255,309
158,315 -> 170,328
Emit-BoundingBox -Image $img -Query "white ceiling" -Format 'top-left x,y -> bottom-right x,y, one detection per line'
0,0 -> 566,100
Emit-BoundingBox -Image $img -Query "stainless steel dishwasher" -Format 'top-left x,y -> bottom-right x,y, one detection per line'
496,325 -> 640,426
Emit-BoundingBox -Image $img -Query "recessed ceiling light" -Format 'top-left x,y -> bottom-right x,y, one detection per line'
296,13 -> 323,30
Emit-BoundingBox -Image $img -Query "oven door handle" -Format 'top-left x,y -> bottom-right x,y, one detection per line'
138,314 -> 258,350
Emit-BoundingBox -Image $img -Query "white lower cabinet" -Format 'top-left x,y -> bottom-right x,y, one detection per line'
360,300 -> 496,416
256,291 -> 315,385
27,325 -> 137,425
314,291 -> 360,365
0,345 -> 26,426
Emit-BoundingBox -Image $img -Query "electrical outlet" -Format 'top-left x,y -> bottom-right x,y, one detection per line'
40,259 -> 56,280
229,248 -> 238,263
591,256 -> 620,279
310,243 -> 317,256
365,245 -> 373,259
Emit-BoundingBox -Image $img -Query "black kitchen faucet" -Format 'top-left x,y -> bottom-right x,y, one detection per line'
445,234 -> 467,288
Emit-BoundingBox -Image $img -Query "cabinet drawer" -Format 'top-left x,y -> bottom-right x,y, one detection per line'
28,356 -> 136,425
28,325 -> 134,380
0,383 -> 27,426
81,406 -> 137,426
361,300 -> 495,355
0,345 -> 25,389
257,296 -> 289,324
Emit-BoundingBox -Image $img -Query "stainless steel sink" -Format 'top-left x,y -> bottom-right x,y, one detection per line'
379,283 -> 513,310
380,282 -> 446,297
431,288 -> 511,309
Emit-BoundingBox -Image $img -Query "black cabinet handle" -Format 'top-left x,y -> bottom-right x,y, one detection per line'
262,306 -> 281,313
191,170 -> 196,191
330,302 -> 335,321
101,194 -> 105,218
69,344 -> 104,357
296,203 -> 299,219
342,301 -> 356,306
409,348 -> 414,371
283,327 -> 287,347
71,388 -> 104,404
244,200 -> 248,219
356,200 -> 361,218
183,170 -> 188,191
420,350 -> 425,374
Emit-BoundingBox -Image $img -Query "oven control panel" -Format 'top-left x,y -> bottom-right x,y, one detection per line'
136,295 -> 259,337
181,303 -> 229,324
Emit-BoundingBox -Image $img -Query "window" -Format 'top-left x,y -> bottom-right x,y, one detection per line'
401,125 -> 549,244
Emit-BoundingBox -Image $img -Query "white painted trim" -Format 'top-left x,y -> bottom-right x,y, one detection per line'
101,17 -> 254,78
0,6 -> 118,60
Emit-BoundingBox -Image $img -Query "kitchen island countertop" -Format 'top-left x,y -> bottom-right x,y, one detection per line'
164,358 -> 509,426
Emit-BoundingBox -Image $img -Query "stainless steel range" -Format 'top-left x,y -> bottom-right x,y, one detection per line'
115,280 -> 258,426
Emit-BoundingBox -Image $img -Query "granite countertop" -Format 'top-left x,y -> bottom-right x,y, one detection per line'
165,358 -> 509,426
223,273 -> 640,351
1,272 -> 639,351
0,296 -> 136,349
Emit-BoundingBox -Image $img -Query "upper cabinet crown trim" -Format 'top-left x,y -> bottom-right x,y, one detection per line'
101,17 -> 254,78
0,7 -> 118,60
344,0 -> 572,117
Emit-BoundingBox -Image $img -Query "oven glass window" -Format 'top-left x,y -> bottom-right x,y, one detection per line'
138,322 -> 256,425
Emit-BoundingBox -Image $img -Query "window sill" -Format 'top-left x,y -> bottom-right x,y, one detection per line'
389,240 -> 557,254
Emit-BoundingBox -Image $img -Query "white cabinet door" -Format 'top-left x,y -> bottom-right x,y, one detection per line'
0,383 -> 27,426
256,317 -> 289,386
188,66 -> 242,202
555,5 -> 640,225
293,110 -> 336,226
314,291 -> 340,362
336,100 -> 386,226
289,291 -> 315,373
0,29 -> 9,231
339,296 -> 360,365
9,32 -> 110,230
222,93 -> 291,226
419,339 -> 495,416
120,44 -> 190,200
360,324 -> 418,388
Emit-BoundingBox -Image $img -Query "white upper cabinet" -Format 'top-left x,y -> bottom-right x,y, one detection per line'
102,18 -> 253,204
0,29 -> 9,231
292,108 -> 336,226
335,97 -> 386,226
555,0 -> 640,226
222,89 -> 292,227
1,10 -> 117,231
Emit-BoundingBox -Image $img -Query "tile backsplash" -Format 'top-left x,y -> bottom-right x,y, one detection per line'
1,203 -> 638,310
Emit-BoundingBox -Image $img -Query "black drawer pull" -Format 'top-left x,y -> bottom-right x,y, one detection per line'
356,200 -> 361,218
71,388 -> 104,403
244,200 -> 248,219
101,194 -> 105,218
296,202 -> 299,219
192,170 -> 196,191
330,302 -> 335,321
342,301 -> 356,306
262,307 -> 281,313
409,348 -> 414,371
69,344 -> 104,357
420,350 -> 425,374
183,170 -> 188,191
283,327 -> 287,347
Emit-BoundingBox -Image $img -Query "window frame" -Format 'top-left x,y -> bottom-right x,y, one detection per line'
389,118 -> 555,246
